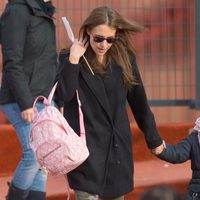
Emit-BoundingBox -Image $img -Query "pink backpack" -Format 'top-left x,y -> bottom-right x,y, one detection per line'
29,83 -> 89,177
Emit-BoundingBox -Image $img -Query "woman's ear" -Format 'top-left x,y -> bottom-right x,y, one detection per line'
86,28 -> 90,35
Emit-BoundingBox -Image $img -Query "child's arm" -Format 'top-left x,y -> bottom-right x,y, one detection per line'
156,136 -> 191,164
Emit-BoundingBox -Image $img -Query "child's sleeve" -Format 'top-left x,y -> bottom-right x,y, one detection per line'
157,137 -> 191,163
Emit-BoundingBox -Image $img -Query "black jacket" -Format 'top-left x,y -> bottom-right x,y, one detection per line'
58,53 -> 163,198
158,131 -> 200,194
0,0 -> 58,111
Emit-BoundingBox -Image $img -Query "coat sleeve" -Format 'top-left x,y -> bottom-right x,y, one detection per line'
157,136 -> 191,163
127,56 -> 162,149
1,5 -> 33,111
57,52 -> 80,103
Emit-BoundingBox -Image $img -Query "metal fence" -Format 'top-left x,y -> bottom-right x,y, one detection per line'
0,0 -> 197,108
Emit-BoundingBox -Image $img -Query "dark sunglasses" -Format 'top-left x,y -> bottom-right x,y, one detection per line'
92,34 -> 117,44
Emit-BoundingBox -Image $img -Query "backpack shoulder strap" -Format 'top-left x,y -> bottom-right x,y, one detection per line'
76,90 -> 86,139
32,82 -> 57,114
47,82 -> 58,103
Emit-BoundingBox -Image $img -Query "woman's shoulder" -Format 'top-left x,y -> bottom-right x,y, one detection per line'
5,1 -> 31,15
127,53 -> 137,69
59,48 -> 70,62
128,53 -> 138,73
0,3 -> 31,33
128,52 -> 136,62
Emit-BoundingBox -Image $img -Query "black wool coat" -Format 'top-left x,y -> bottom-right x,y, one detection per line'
57,53 -> 162,198
158,131 -> 200,196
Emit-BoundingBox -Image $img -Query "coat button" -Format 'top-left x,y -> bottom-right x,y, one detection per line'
114,143 -> 118,147
117,160 -> 121,164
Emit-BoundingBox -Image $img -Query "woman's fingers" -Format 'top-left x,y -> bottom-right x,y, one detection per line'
82,37 -> 88,45
77,37 -> 88,49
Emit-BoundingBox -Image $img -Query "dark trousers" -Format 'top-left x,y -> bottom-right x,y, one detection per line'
74,190 -> 124,200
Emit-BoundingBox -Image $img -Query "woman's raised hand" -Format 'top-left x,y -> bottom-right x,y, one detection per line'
69,37 -> 89,64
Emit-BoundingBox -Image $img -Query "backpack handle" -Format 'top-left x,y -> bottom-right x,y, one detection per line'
32,96 -> 48,115
32,82 -> 86,139
32,82 -> 58,114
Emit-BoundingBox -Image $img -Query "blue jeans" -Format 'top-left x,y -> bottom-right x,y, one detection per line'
2,103 -> 48,192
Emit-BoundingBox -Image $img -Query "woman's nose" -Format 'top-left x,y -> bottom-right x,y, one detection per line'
99,40 -> 108,46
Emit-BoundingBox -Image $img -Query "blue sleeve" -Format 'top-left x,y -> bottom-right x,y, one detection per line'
157,136 -> 191,163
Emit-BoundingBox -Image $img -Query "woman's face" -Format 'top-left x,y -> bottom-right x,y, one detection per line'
88,24 -> 117,63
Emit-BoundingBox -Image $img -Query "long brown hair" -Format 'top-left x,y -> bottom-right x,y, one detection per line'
63,6 -> 145,89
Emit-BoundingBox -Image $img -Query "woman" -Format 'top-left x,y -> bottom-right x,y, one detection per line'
58,6 -> 164,200
0,0 -> 58,199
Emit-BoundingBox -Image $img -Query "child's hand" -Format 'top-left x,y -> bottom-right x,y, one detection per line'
151,141 -> 166,155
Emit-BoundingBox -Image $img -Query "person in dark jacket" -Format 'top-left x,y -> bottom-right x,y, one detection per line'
156,117 -> 200,200
57,6 -> 164,200
0,0 -> 58,199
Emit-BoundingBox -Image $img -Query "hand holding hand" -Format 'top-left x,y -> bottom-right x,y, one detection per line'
151,141 -> 166,155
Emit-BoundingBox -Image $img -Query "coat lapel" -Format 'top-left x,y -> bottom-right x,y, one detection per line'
80,69 -> 113,124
